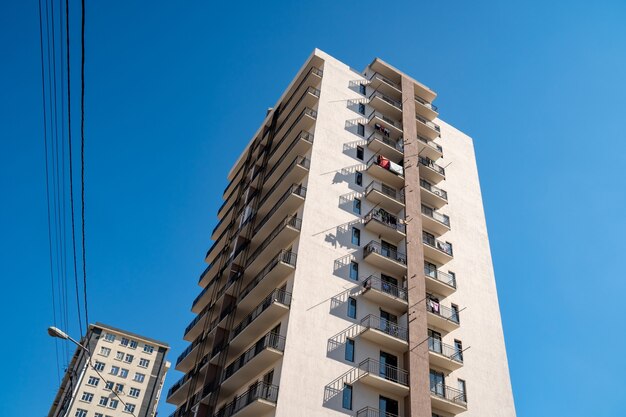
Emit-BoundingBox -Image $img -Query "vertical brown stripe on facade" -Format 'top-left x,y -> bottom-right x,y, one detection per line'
401,75 -> 432,417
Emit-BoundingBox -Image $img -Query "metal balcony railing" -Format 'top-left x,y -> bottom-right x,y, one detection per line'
416,114 -> 441,133
428,337 -> 463,363
368,110 -> 402,129
415,95 -> 438,112
421,205 -> 450,227
426,299 -> 460,324
254,184 -> 307,235
364,208 -> 405,233
267,130 -> 314,165
356,407 -> 399,417
367,132 -> 404,153
369,90 -> 402,110
430,383 -> 467,406
364,241 -> 407,265
416,134 -> 443,153
368,72 -> 401,91
183,310 -> 207,338
222,332 -> 286,382
176,334 -> 203,365
213,382 -> 279,417
230,289 -> 292,341
364,181 -> 404,204
258,156 -> 309,209
362,275 -> 408,301
360,314 -> 408,342
424,264 -> 456,288
246,216 -> 301,268
238,250 -> 297,303
422,232 -> 453,256
358,358 -> 409,386
420,179 -> 448,201
418,156 -> 446,176
167,372 -> 192,398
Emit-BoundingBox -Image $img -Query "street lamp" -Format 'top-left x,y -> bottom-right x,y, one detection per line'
47,326 -> 89,353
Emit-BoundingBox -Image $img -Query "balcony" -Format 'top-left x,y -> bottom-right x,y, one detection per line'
414,95 -> 438,120
220,332 -> 285,395
358,358 -> 409,397
364,181 -> 404,213
416,134 -> 443,161
369,90 -> 402,120
416,114 -> 440,140
359,315 -> 408,352
366,154 -> 405,189
166,372 -> 193,405
273,107 -> 317,151
426,300 -> 460,333
363,241 -> 407,276
175,335 -> 207,373
183,310 -> 208,342
228,289 -> 291,356
260,155 -> 309,210
254,184 -> 306,243
422,232 -> 453,265
420,179 -> 448,209
364,208 -> 406,244
245,216 -> 301,277
266,130 -> 314,169
418,156 -> 445,184
214,175 -> 261,239
360,275 -> 408,314
421,205 -> 450,236
366,132 -> 403,164
368,72 -> 402,99
367,111 -> 403,140
237,250 -> 297,314
213,382 -> 278,417
273,66 -> 321,131
424,265 -> 456,297
430,384 -> 467,414
356,407 -> 400,417
428,337 -> 463,372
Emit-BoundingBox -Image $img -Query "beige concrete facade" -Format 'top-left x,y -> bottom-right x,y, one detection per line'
48,323 -> 170,417
167,49 -> 515,417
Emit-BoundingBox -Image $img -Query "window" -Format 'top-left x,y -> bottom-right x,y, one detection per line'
115,351 -> 124,360
345,339 -> 355,362
99,347 -> 111,357
110,366 -> 119,376
75,409 -> 88,417
355,171 -> 362,186
99,396 -> 109,406
120,368 -> 129,378
349,261 -> 359,281
129,387 -> 141,398
104,381 -> 114,391
115,383 -> 124,393
357,123 -> 365,137
143,344 -> 154,354
358,103 -> 365,115
124,354 -> 134,363
139,358 -> 150,368
342,384 -> 353,410
351,227 -> 360,246
94,361 -> 105,372
80,392 -> 93,403
347,297 -> 357,319
454,340 -> 463,362
356,146 -> 364,160
451,304 -> 460,323
95,413 -> 104,417
458,379 -> 467,402
352,198 -> 361,215
359,84 -> 366,95
134,373 -> 145,383
87,376 -> 100,387
120,337 -> 129,346
108,399 -> 119,409
103,333 -> 116,342
129,340 -> 138,349
124,404 -> 136,413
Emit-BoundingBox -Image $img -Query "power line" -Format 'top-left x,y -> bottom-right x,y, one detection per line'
80,0 -> 89,329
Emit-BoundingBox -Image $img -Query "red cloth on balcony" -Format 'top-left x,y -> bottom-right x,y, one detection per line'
377,155 -> 390,169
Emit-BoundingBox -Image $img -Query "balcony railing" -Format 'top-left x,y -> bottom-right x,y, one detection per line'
424,264 -> 456,288
230,289 -> 292,341
184,310 -> 207,338
267,130 -> 314,164
416,114 -> 441,133
421,205 -> 450,227
416,134 -> 443,153
367,154 -> 404,177
367,132 -> 404,153
368,72 -> 401,91
176,335 -> 203,365
368,110 -> 402,129
254,184 -> 307,235
167,372 -> 192,398
356,407 -> 399,417
358,358 -> 408,386
422,233 -> 453,256
369,90 -> 402,110
430,384 -> 467,406
415,95 -> 438,112
360,314 -> 408,342
364,181 -> 404,204
238,250 -> 297,303
428,337 -> 463,363
364,208 -> 406,233
223,332 -> 286,382
258,157 -> 309,209
362,275 -> 407,301
418,156 -> 445,176
420,179 -> 448,201
426,299 -> 460,324
246,216 -> 302,268
364,241 -> 407,265
213,382 -> 279,417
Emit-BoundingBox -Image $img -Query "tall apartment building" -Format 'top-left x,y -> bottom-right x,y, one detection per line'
48,323 -> 170,417
166,49 -> 516,417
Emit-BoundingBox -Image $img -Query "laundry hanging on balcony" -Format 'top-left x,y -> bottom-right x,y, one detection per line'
374,123 -> 391,137
389,161 -> 403,176
377,154 -> 391,169
428,299 -> 440,313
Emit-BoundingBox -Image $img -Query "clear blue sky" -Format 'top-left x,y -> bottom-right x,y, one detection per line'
1,1 -> 625,416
